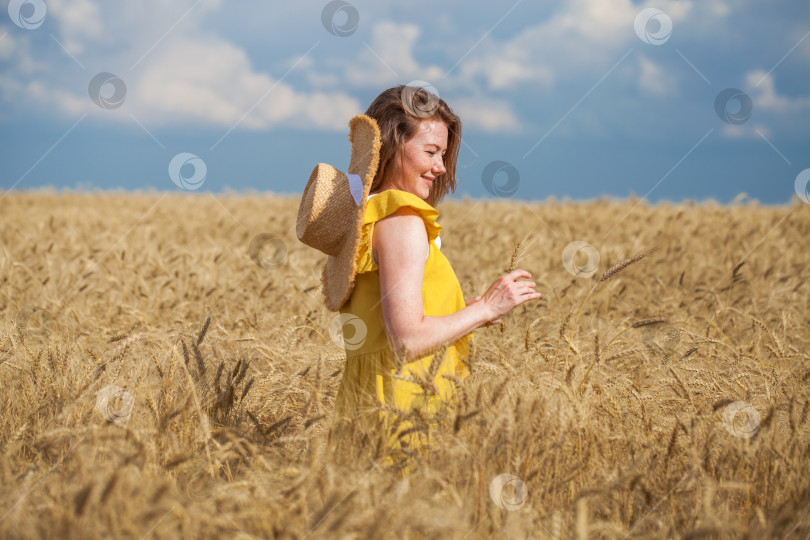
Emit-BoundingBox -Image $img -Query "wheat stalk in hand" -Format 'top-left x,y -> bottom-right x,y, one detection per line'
500,234 -> 532,333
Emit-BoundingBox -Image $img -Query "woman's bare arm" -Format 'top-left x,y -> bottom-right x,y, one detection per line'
374,209 -> 541,362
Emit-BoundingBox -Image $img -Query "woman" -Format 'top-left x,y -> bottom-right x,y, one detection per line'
297,85 -> 541,467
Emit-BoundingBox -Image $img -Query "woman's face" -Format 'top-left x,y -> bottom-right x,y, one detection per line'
386,119 -> 448,200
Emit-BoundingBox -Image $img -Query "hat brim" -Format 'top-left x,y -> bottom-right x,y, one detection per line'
321,196 -> 365,311
320,114 -> 381,311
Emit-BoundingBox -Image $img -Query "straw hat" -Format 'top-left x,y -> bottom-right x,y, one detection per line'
296,114 -> 382,311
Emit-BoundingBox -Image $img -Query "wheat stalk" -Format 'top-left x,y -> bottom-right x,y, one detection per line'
563,247 -> 657,373
599,247 -> 658,282
632,316 -> 669,328
507,234 -> 531,273
500,234 -> 532,334
197,315 -> 211,346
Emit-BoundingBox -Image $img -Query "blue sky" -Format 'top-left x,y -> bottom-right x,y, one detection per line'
1,0 -> 808,203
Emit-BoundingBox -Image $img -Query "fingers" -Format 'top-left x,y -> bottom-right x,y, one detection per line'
513,282 -> 542,306
478,269 -> 543,325
507,268 -> 532,281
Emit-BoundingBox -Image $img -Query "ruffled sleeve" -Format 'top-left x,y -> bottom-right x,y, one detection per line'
355,190 -> 442,274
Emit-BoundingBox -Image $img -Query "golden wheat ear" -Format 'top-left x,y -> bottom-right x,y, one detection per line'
500,234 -> 533,334
599,246 -> 659,282
507,233 -> 532,273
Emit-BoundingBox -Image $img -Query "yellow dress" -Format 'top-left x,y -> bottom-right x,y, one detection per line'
330,189 -> 475,467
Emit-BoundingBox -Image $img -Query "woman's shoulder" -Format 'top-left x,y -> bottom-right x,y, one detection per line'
374,206 -> 428,237
364,189 -> 438,226
366,189 -> 441,242
356,190 -> 442,272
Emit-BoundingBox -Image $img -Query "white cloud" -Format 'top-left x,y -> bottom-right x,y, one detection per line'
46,0 -> 103,55
326,1 -> 697,134
5,0 -> 360,131
27,80 -> 87,116
132,37 -> 360,130
455,0 -> 692,93
709,1 -> 731,17
456,42 -> 555,92
452,98 -> 520,133
0,29 -> 14,60
638,56 -> 677,96
745,70 -> 810,113
716,71 -> 810,139
345,21 -> 444,86
3,0 -> 806,143
336,20 -> 527,132
548,0 -> 638,46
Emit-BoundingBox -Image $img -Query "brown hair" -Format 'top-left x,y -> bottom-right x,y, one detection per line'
364,85 -> 462,207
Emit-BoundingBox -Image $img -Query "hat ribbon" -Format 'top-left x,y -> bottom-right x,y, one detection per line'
347,173 -> 363,205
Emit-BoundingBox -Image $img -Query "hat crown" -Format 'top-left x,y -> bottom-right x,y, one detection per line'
296,164 -> 355,256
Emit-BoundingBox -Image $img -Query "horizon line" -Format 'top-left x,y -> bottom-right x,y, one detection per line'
0,186 -> 799,207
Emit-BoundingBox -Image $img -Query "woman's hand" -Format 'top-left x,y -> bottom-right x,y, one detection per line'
465,295 -> 501,326
475,269 -> 541,325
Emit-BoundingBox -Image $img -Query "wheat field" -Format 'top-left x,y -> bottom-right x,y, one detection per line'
1,190 -> 808,539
